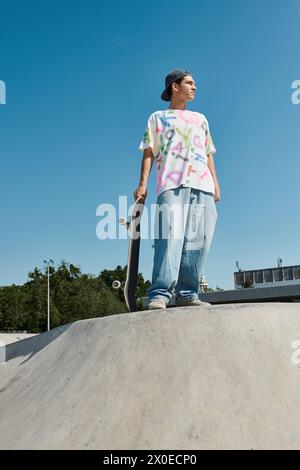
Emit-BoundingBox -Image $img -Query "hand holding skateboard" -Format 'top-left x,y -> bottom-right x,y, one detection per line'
134,184 -> 147,202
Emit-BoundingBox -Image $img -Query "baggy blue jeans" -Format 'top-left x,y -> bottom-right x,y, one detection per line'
147,186 -> 217,303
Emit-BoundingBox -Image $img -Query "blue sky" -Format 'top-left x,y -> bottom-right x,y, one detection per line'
0,0 -> 299,290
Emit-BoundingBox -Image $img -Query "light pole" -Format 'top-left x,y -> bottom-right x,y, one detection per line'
43,259 -> 54,331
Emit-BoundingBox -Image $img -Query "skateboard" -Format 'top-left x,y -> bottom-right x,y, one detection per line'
112,197 -> 145,312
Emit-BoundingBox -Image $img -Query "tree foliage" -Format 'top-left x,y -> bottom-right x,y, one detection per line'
0,261 -> 151,333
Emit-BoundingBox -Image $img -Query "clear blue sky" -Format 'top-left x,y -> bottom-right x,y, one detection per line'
0,0 -> 299,290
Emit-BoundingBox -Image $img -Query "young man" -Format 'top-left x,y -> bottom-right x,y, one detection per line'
135,69 -> 220,310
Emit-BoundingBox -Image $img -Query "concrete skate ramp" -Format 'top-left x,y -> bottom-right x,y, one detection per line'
0,303 -> 300,450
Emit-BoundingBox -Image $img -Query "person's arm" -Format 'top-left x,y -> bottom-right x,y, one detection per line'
207,153 -> 221,202
134,147 -> 155,201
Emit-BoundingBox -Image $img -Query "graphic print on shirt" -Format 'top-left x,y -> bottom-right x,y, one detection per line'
138,109 -> 216,196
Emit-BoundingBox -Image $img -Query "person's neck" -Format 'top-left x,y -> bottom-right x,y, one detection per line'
168,98 -> 187,110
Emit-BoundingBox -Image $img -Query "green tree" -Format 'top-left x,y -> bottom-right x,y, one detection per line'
0,261 -> 151,332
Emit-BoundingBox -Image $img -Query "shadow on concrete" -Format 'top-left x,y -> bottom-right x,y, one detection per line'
6,322 -> 73,364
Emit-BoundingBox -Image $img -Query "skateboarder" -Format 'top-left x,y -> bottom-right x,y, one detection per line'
134,69 -> 221,309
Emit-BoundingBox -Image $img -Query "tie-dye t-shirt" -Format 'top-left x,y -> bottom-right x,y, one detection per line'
138,109 -> 216,196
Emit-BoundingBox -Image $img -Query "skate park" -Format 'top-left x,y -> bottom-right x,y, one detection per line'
1,0 -> 300,453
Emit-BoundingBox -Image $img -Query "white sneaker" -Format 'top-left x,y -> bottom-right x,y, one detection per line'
175,297 -> 211,307
148,298 -> 167,310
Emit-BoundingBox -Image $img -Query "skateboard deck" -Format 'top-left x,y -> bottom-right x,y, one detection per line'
113,197 -> 145,312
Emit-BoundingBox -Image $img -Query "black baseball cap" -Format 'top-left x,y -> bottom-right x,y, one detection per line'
161,69 -> 191,101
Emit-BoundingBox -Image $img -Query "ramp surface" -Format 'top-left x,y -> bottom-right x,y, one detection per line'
0,303 -> 300,449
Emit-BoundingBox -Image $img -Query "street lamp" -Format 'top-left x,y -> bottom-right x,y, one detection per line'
43,259 -> 54,331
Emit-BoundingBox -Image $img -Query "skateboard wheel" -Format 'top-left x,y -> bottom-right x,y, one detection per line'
112,280 -> 121,289
119,217 -> 127,225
